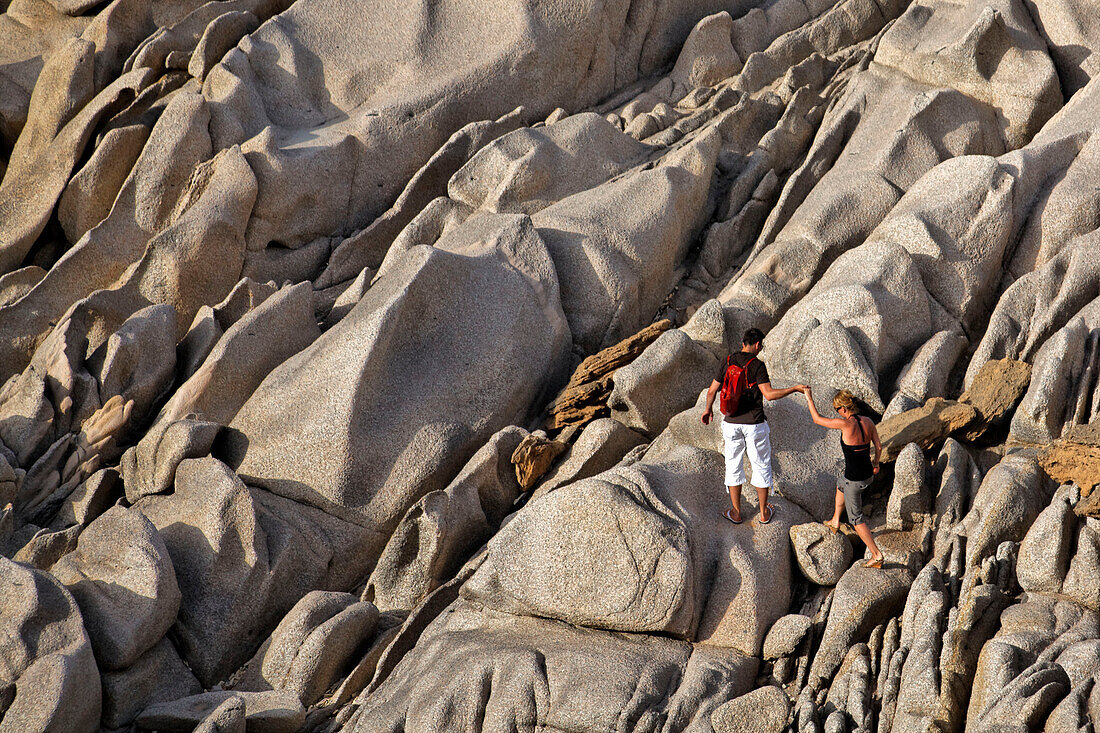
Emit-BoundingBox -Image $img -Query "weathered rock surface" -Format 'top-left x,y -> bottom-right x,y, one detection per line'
878,398 -> 979,462
100,638 -> 203,729
1040,440 -> 1100,494
225,213 -> 570,527
136,689 -> 304,733
958,358 -> 1033,440
0,556 -> 100,732
790,522 -> 853,586
545,319 -> 671,431
365,426 -> 527,612
532,417 -> 646,497
762,614 -> 812,660
50,505 -> 180,669
257,591 -> 379,706
510,431 -> 568,491
7,0 -> 1100,729
711,684 -> 790,733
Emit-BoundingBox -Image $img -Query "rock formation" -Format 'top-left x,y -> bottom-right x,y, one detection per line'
2,0 -> 1100,731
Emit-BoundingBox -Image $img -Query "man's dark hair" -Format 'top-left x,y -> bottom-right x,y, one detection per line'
742,327 -> 765,346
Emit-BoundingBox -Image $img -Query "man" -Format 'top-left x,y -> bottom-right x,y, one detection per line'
701,328 -> 805,524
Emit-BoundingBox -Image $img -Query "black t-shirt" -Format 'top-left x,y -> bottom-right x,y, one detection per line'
716,352 -> 770,424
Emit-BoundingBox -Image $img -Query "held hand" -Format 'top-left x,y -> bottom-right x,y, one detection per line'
701,409 -> 712,425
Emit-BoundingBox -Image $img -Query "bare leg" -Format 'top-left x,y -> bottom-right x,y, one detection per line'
756,485 -> 772,521
825,489 -> 844,531
727,485 -> 742,521
853,522 -> 884,561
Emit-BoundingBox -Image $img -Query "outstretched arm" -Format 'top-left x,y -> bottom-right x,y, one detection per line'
701,379 -> 721,424
804,389 -> 848,429
759,382 -> 803,402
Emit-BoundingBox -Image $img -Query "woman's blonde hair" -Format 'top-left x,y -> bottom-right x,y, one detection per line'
833,390 -> 860,415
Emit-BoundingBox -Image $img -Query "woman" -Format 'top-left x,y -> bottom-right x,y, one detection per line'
803,387 -> 885,568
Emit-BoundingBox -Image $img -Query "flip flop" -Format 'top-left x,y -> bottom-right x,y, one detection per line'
758,503 -> 777,525
861,556 -> 884,569
823,521 -> 839,534
724,509 -> 743,524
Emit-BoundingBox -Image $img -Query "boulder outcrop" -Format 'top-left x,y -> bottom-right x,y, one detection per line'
5,0 -> 1100,729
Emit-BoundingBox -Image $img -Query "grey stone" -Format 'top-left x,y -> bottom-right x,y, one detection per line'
448,112 -> 652,216
202,0 -> 743,254
194,696 -> 246,733
711,685 -> 790,733
123,281 -> 320,501
826,644 -> 873,731
50,505 -> 180,669
680,298 -> 731,358
366,426 -> 527,613
670,12 -> 742,99
57,122 -> 150,244
121,417 -> 222,504
0,90 -> 253,381
763,240 -> 959,417
1062,518 -> 1100,611
872,0 -> 1060,150
532,418 -> 646,498
608,328 -> 720,438
969,238 -> 1100,380
188,11 -> 260,81
0,39 -> 155,272
531,130 -> 718,353
47,467 -> 120,531
224,213 -> 569,529
462,467 -> 696,636
136,457 -> 370,686
211,277 -> 280,331
345,600 -> 755,732
790,522 -> 853,586
886,442 -> 930,531
177,306 -> 223,381
11,522 -> 82,570
0,556 -> 100,733
956,452 -> 1055,569
930,438 -> 982,561
807,564 -> 913,691
94,302 -> 177,421
1017,491 -> 1076,594
970,661 -> 1070,732
315,107 -> 527,290
883,329 -> 969,421
101,637 -> 203,729
762,614 -> 813,660
260,591 -> 380,706
1013,315 -> 1098,444
137,689 -> 304,733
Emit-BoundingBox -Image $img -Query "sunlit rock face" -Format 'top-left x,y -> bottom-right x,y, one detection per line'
3,0 -> 1100,730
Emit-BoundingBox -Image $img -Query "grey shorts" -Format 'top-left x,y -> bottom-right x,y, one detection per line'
839,475 -> 872,526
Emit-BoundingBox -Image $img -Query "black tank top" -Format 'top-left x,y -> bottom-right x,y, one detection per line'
841,417 -> 873,481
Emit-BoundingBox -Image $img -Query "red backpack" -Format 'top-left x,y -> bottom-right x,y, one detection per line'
719,356 -> 756,415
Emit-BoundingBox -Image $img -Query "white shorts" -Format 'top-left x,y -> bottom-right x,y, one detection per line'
721,420 -> 772,489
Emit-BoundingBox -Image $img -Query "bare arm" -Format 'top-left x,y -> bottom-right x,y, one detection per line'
701,380 -> 721,424
868,419 -> 882,472
804,389 -> 848,429
759,382 -> 803,402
